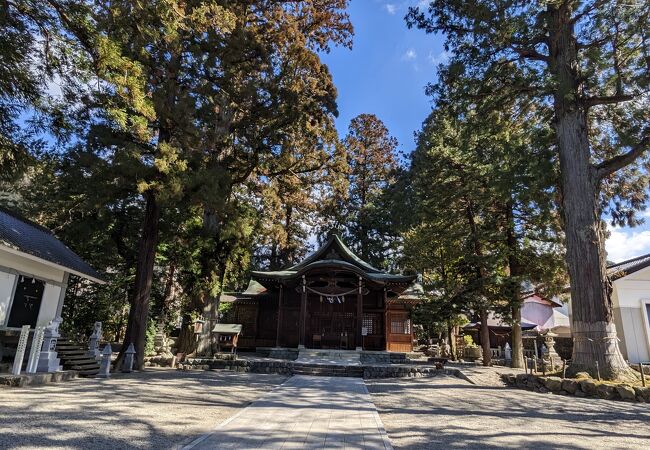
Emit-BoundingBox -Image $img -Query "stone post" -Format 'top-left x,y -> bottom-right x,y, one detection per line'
26,327 -> 45,374
37,317 -> 62,373
98,344 -> 112,378
88,321 -> 102,360
122,343 -> 136,373
12,325 -> 31,376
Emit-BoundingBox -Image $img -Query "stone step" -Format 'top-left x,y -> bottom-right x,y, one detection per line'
56,336 -> 100,377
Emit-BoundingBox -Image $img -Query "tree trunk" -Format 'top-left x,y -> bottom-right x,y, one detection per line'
447,321 -> 456,360
511,305 -> 523,368
505,201 -> 524,369
480,308 -> 491,366
548,4 -> 632,380
116,191 -> 161,370
465,199 -> 491,366
161,262 -> 176,319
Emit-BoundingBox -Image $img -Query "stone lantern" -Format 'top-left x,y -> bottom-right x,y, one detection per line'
542,330 -> 560,370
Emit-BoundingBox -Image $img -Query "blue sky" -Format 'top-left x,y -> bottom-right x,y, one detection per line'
321,0 -> 445,154
321,0 -> 650,263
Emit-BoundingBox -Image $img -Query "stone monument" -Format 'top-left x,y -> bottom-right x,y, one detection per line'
37,317 -> 62,373
122,343 -> 136,373
88,321 -> 102,360
98,344 -> 112,378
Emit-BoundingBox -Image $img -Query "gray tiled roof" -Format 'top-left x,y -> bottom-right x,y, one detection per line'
0,207 -> 104,282
607,253 -> 650,280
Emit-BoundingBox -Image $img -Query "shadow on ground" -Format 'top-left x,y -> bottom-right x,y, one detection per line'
366,375 -> 650,450
0,369 -> 287,449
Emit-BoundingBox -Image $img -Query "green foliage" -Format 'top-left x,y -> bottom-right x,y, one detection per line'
402,92 -> 566,338
318,114 -> 401,269
463,335 -> 476,348
145,319 -> 157,357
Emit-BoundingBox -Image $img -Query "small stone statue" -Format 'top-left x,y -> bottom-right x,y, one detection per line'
504,342 -> 512,361
37,317 -> 62,373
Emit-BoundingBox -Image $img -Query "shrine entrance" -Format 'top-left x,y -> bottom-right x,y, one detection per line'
307,293 -> 358,350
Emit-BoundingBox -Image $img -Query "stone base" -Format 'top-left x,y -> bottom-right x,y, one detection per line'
179,357 -> 462,380
0,370 -> 77,387
502,372 -> 650,403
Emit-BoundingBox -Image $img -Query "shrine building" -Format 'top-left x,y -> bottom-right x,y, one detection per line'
223,235 -> 419,352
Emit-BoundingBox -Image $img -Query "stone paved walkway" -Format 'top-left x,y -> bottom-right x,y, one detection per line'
449,363 -> 525,387
0,369 -> 286,449
183,375 -> 392,449
367,375 -> 650,449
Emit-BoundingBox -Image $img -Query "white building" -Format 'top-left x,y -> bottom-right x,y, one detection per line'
608,255 -> 650,364
0,208 -> 103,344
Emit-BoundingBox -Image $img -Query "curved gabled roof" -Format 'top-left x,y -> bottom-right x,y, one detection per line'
251,234 -> 416,287
0,207 -> 105,283
288,235 -> 383,273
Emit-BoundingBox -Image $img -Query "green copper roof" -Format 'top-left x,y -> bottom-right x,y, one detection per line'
251,235 -> 416,286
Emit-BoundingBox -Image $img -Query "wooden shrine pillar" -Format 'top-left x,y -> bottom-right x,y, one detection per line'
356,276 -> 363,351
298,275 -> 307,348
384,288 -> 389,351
275,284 -> 284,348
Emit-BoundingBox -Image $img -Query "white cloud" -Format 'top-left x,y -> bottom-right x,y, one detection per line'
416,0 -> 430,8
402,48 -> 417,61
385,3 -> 398,15
605,225 -> 650,263
428,50 -> 451,66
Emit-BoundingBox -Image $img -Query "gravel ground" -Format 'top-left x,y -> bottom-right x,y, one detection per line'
0,369 -> 287,450
367,375 -> 650,450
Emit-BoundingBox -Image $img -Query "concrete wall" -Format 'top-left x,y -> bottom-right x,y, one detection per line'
0,246 -> 67,329
612,267 -> 650,363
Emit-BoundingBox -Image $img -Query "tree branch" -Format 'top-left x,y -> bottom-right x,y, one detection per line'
583,94 -> 635,108
595,131 -> 650,180
510,45 -> 549,62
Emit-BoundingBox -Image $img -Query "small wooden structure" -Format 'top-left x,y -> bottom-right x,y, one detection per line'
212,324 -> 242,353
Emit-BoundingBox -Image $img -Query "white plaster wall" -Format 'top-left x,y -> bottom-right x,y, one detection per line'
0,246 -> 65,283
0,270 -> 17,325
612,274 -> 650,363
37,283 -> 62,327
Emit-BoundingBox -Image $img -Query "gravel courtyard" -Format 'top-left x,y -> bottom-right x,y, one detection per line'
0,369 -> 287,449
367,375 -> 650,450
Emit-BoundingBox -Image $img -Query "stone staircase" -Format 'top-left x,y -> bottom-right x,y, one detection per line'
55,337 -> 100,377
291,362 -> 363,377
296,349 -> 361,365
291,349 -> 363,377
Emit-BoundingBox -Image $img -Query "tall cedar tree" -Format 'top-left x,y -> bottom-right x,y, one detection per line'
406,109 -> 504,366
321,114 -> 399,268
42,1 -> 352,367
408,0 -> 649,380
405,99 -> 566,367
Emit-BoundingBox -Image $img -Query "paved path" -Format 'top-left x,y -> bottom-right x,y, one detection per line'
450,363 -> 525,387
367,375 -> 650,449
0,369 -> 286,449
184,375 -> 392,449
